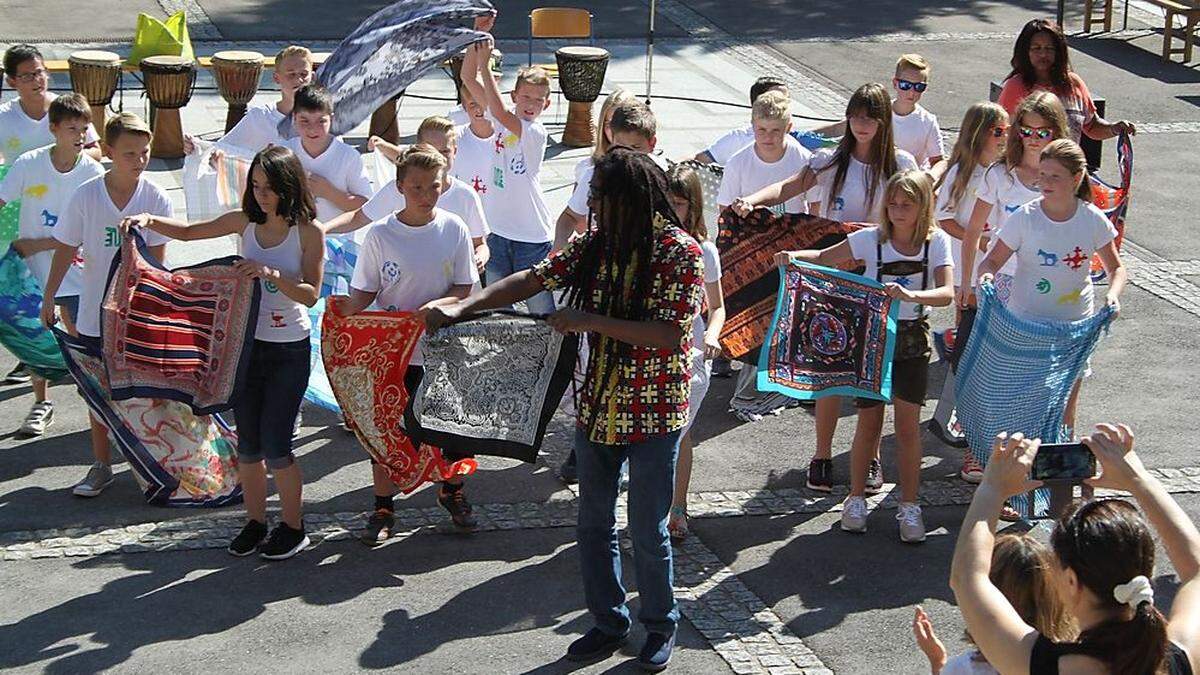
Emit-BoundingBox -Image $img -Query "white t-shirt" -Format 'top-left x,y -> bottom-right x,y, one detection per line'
999,198 -> 1115,322
941,652 -> 998,675
692,239 -> 722,353
891,103 -> 945,169
283,136 -> 372,223
350,209 -> 478,364
811,148 -> 920,223
54,176 -> 172,337
0,146 -> 103,296
704,126 -> 755,165
716,138 -> 812,214
360,177 -> 489,239
447,105 -> 470,128
215,102 -> 285,155
0,96 -> 100,161
847,226 -> 953,320
488,119 -> 552,243
566,153 -> 671,217
935,162 -> 988,286
451,123 -> 500,226
977,164 -> 1041,277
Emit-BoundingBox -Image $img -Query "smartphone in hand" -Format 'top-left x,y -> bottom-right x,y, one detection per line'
1032,442 -> 1097,482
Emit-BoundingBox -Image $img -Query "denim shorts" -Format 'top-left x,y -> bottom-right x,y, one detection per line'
234,338 -> 311,469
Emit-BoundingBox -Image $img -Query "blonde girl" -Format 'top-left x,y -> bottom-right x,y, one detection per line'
776,171 -> 954,542
733,83 -> 921,496
665,164 -> 726,544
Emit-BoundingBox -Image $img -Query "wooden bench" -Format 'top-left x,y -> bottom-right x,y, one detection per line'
990,79 -> 1106,170
1146,0 -> 1200,62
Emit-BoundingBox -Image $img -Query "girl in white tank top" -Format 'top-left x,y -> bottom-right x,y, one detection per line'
122,146 -> 324,560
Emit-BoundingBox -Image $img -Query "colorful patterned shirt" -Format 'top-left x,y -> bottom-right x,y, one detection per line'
534,215 -> 705,445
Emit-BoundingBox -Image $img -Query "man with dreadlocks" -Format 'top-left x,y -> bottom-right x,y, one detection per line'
427,147 -> 704,671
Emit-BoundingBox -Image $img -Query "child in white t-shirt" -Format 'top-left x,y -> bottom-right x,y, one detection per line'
185,45 -> 314,158
41,113 -> 172,499
0,94 -> 102,436
281,84 -> 371,294
716,90 -> 812,215
450,84 -> 501,234
333,146 -> 479,544
460,38 -> 553,310
928,102 -> 1009,477
326,116 -> 490,274
778,171 -> 953,543
978,139 -> 1125,437
0,45 -> 101,163
890,54 -> 945,172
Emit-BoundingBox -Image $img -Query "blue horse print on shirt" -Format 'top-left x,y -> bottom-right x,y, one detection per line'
40,210 -> 57,228
1037,249 -> 1058,267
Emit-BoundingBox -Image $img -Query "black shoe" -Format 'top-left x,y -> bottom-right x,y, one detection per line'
557,453 -> 578,485
806,458 -> 833,492
3,363 -> 30,385
259,521 -> 310,560
437,483 -> 478,529
228,519 -> 268,557
926,418 -> 969,449
566,627 -> 627,662
865,459 -> 884,496
361,509 -> 395,546
710,357 -> 733,378
638,631 -> 675,672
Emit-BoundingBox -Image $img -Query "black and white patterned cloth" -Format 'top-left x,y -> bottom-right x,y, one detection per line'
278,0 -> 495,138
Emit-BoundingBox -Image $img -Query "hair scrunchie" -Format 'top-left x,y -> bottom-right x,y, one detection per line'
1113,575 -> 1154,610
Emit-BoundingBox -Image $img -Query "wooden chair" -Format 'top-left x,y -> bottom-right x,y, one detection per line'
1084,0 -> 1114,32
528,7 -> 593,79
1140,0 -> 1200,62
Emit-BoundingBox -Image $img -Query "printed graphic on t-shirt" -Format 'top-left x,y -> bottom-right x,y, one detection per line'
24,184 -> 47,199
382,260 -> 400,283
104,226 -> 120,248
5,137 -> 20,154
1062,247 -> 1087,270
469,175 -> 487,194
40,210 -> 57,228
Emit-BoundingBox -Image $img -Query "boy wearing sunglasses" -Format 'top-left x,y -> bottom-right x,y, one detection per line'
890,53 -> 945,173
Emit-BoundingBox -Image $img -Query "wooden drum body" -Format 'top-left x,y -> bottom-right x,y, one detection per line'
211,50 -> 264,132
140,56 -> 196,159
555,47 -> 610,148
67,50 -> 121,142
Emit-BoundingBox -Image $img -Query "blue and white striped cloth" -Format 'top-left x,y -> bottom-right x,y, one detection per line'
956,281 -> 1115,517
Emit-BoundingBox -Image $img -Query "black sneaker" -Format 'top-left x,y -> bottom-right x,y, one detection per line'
361,509 -> 395,546
566,627 -> 627,662
926,418 -> 969,449
865,459 -> 884,496
437,483 -> 478,529
3,363 -> 30,385
710,357 -> 733,378
228,519 -> 268,557
638,631 -> 676,672
806,458 -> 833,492
259,521 -> 310,560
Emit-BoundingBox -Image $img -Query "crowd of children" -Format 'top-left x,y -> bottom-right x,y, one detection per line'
0,13 -> 1170,672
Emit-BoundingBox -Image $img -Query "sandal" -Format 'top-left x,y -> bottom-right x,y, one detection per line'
999,502 -> 1022,522
668,506 -> 689,546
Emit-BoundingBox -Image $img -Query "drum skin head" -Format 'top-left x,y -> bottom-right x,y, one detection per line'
213,51 -> 264,64
141,55 -> 193,68
555,46 -> 609,60
69,50 -> 121,66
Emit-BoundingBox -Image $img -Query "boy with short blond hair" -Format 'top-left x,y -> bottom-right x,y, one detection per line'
716,90 -> 812,215
0,93 -> 103,436
461,36 -> 554,308
327,115 -> 490,273
185,44 -> 314,156
891,53 -> 945,170
41,112 -> 172,497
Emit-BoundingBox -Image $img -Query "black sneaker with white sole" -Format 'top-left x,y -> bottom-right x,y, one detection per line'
228,519 -> 268,556
3,363 -> 30,385
806,458 -> 833,492
259,522 -> 310,560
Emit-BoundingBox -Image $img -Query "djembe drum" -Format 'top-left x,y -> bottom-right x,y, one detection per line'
211,50 -> 264,132
555,46 -> 609,148
67,50 -> 121,142
140,55 -> 195,159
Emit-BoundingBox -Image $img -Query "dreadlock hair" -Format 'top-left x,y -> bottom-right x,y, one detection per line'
566,148 -> 684,432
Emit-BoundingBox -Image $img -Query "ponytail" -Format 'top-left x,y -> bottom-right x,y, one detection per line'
1075,601 -> 1169,674
1040,138 -> 1091,203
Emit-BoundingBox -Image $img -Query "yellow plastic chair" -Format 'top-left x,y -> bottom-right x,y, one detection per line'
527,7 -> 593,79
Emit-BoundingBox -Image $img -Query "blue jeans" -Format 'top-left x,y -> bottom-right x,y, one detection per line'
575,427 -> 681,637
485,233 -> 555,315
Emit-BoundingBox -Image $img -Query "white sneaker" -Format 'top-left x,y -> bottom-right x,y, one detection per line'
18,400 -> 54,436
840,496 -> 868,533
897,502 -> 927,543
72,462 -> 114,497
